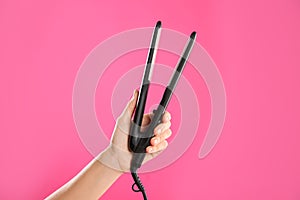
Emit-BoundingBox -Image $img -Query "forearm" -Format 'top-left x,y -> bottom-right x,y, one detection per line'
46,159 -> 123,200
46,90 -> 171,199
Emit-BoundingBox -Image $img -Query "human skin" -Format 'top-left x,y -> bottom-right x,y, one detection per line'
46,90 -> 172,200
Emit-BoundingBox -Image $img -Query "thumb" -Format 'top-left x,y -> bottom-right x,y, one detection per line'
122,89 -> 139,122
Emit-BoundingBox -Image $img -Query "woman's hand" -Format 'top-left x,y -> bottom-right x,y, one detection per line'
46,89 -> 172,200
97,89 -> 172,172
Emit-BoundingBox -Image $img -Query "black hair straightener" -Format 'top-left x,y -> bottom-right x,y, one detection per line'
128,21 -> 196,200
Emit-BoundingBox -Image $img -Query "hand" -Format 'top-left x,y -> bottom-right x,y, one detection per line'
97,89 -> 172,172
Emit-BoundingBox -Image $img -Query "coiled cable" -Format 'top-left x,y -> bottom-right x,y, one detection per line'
131,172 -> 148,200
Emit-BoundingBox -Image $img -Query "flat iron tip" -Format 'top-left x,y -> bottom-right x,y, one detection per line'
190,31 -> 197,39
156,21 -> 162,28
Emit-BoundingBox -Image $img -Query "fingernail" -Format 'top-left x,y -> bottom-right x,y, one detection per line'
148,147 -> 153,153
157,129 -> 161,134
154,138 -> 159,144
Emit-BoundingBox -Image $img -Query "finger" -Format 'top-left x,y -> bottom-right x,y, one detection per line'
124,90 -> 139,119
141,113 -> 154,126
161,111 -> 171,123
154,120 -> 171,135
146,140 -> 168,153
150,129 -> 172,145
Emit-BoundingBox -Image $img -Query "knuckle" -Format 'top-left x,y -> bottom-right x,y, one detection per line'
151,146 -> 157,152
164,121 -> 171,129
164,140 -> 169,148
163,129 -> 172,139
151,137 -> 159,145
159,141 -> 168,150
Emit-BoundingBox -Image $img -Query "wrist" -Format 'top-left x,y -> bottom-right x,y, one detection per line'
94,157 -> 124,177
96,145 -> 132,173
96,147 -> 122,173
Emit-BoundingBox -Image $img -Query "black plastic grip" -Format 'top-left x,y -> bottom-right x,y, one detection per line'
129,106 -> 164,171
129,106 -> 164,153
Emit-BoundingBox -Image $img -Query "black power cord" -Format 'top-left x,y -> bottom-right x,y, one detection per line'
131,172 -> 148,200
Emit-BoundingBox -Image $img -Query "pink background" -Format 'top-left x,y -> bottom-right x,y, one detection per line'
1,0 -> 300,199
